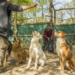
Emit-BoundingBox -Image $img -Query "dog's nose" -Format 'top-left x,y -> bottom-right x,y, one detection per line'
33,30 -> 35,32
33,30 -> 35,31
14,37 -> 16,40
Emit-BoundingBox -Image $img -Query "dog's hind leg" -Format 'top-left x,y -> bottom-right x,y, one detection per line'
27,56 -> 32,69
39,59 -> 45,67
59,57 -> 62,70
41,60 -> 45,67
67,60 -> 74,73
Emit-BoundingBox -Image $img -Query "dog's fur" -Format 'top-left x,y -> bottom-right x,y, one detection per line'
55,31 -> 75,73
3,41 -> 12,68
12,38 -> 29,65
27,30 -> 46,70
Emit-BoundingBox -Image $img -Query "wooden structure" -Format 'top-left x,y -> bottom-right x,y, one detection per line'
12,1 -> 75,49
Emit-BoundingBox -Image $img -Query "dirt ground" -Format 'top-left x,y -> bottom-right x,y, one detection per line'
0,50 -> 75,75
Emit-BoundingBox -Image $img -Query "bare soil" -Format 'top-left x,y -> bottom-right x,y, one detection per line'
0,50 -> 75,75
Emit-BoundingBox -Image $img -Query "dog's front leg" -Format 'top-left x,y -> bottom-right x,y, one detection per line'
3,52 -> 7,68
34,55 -> 39,70
61,56 -> 65,73
59,57 -> 62,70
16,55 -> 22,65
27,57 -> 32,69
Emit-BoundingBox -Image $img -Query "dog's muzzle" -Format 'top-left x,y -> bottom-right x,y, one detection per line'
14,37 -> 16,40
33,30 -> 36,34
33,30 -> 35,32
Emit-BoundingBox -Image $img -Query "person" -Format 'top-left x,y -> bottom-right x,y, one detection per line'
42,26 -> 54,53
0,0 -> 38,67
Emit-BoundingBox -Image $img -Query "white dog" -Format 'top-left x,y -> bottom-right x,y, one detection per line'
27,30 -> 46,70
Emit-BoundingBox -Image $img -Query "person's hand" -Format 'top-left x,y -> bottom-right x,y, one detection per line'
48,38 -> 49,41
32,2 -> 38,7
51,37 -> 53,40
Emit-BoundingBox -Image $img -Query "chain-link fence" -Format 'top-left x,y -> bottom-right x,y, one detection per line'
9,23 -> 75,48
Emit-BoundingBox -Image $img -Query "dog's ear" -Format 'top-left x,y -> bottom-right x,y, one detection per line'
62,32 -> 66,37
19,38 -> 22,44
14,37 -> 16,40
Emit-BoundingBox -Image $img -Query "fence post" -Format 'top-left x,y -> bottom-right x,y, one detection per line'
53,9 -> 56,52
50,0 -> 53,27
14,11 -> 17,38
21,11 -> 23,23
43,14 -> 45,22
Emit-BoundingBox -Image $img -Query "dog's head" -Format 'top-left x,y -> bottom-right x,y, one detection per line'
32,30 -> 42,39
13,38 -> 22,47
55,31 -> 66,37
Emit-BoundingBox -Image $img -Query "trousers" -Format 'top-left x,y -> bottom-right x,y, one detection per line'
42,37 -> 54,53
0,37 -> 8,67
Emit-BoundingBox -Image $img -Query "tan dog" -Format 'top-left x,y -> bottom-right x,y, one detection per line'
12,38 -> 29,65
55,31 -> 75,73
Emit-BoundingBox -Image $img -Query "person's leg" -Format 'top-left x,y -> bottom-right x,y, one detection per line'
42,37 -> 47,51
48,39 -> 54,53
51,40 -> 54,53
0,37 -> 8,67
45,39 -> 49,52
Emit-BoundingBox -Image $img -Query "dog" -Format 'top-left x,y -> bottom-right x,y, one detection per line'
27,30 -> 46,70
3,41 -> 12,68
55,31 -> 75,73
12,38 -> 29,65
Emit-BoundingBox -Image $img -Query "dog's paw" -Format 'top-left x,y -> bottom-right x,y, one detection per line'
34,68 -> 37,71
3,63 -> 6,68
58,67 -> 61,70
25,67 -> 29,71
61,71 -> 64,74
39,66 -> 43,69
16,62 -> 19,65
41,64 -> 45,67
70,70 -> 74,73
26,66 -> 29,70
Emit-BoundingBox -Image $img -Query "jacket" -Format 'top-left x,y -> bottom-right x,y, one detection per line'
0,0 -> 13,38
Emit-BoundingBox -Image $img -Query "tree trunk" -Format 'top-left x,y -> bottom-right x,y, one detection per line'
50,0 -> 53,27
14,11 -> 17,38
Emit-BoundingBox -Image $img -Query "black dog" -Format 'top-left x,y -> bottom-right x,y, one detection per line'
7,41 -> 12,56
3,41 -> 12,68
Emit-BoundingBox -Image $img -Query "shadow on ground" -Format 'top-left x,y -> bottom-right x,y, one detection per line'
0,50 -> 75,75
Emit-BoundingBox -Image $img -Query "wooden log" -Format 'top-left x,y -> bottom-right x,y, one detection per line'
12,33 -> 75,37
11,22 -> 75,27
56,23 -> 75,26
66,33 -> 75,36
56,8 -> 75,11
11,22 -> 50,26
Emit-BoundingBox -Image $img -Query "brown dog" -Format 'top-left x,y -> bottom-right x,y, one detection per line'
55,31 -> 75,73
12,38 -> 29,65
